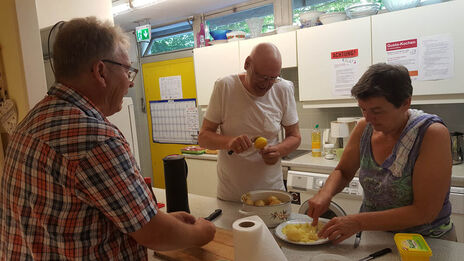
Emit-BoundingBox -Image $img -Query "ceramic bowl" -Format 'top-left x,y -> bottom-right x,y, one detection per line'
382,0 -> 420,11
226,31 -> 246,41
319,12 -> 347,25
239,190 -> 292,228
345,3 -> 380,19
299,11 -> 324,27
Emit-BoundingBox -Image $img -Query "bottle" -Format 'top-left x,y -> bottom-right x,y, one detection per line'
311,124 -> 322,157
199,23 -> 206,47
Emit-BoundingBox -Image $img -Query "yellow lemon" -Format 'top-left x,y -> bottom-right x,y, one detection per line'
254,137 -> 267,149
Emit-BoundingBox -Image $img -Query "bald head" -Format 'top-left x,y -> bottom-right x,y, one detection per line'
248,43 -> 282,70
242,43 -> 283,96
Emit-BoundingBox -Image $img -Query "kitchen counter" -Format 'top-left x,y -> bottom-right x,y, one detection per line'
148,188 -> 464,261
184,152 -> 464,187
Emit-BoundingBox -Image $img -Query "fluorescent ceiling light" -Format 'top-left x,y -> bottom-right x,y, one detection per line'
131,0 -> 165,8
112,3 -> 131,16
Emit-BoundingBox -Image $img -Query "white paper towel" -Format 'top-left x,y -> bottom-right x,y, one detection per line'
232,215 -> 288,261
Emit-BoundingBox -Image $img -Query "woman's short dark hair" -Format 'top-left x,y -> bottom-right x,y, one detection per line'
351,63 -> 412,108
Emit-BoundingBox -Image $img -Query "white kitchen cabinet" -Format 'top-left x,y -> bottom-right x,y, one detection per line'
372,1 -> 464,100
185,158 -> 218,198
193,41 -> 241,106
297,17 -> 372,105
238,31 -> 297,68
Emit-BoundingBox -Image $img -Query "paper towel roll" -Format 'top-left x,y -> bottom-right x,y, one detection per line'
232,215 -> 288,261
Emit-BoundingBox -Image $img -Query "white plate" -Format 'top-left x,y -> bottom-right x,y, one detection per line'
275,217 -> 330,245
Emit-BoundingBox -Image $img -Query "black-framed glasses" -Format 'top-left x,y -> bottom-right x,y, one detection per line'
102,59 -> 138,82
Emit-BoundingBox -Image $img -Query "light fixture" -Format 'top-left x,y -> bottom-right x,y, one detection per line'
131,0 -> 166,8
112,3 -> 131,16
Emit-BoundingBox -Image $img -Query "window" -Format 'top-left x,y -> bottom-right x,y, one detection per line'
206,4 -> 275,40
143,20 -> 194,56
292,0 -> 383,24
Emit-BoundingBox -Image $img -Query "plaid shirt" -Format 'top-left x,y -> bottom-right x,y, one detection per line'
0,84 -> 157,260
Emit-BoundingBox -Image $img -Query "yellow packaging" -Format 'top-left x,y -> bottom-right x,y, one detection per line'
394,233 -> 432,261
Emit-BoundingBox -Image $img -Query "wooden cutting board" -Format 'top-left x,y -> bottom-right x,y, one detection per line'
153,228 -> 234,261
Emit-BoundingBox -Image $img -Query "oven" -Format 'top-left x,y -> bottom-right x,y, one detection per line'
450,186 -> 464,242
286,170 -> 363,216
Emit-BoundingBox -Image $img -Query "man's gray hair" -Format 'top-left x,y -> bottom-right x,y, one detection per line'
52,17 -> 129,81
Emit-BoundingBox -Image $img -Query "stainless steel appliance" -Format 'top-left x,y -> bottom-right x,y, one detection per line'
451,132 -> 463,165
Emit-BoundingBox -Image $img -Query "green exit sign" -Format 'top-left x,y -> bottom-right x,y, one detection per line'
136,24 -> 151,42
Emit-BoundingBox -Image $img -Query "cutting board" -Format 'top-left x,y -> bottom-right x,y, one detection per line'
154,228 -> 234,261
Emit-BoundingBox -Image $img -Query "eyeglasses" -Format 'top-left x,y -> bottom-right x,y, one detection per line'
250,66 -> 281,83
102,59 -> 138,82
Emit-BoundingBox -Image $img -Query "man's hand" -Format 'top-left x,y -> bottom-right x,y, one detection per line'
170,211 -> 196,224
260,145 -> 281,165
227,135 -> 252,154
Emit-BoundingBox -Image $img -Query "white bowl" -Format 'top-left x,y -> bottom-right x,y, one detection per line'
319,12 -> 347,24
382,0 -> 420,11
420,0 -> 447,6
240,190 -> 292,228
345,3 -> 380,19
299,11 -> 324,27
226,31 -> 246,41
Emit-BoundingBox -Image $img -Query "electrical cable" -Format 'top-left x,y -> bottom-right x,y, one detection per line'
47,21 -> 65,75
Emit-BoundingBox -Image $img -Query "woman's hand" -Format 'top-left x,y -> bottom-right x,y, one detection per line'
318,215 -> 362,244
307,191 -> 332,226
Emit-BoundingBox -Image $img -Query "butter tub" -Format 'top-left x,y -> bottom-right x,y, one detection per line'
394,233 -> 432,261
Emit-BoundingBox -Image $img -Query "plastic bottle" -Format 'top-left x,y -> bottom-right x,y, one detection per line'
199,23 -> 206,47
311,124 -> 322,157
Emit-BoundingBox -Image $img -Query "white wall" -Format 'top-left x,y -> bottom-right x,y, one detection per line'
35,0 -> 113,29
15,0 -> 47,108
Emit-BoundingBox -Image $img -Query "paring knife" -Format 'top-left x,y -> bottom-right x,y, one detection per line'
358,248 -> 392,261
354,231 -> 362,248
204,209 -> 222,221
227,137 -> 262,155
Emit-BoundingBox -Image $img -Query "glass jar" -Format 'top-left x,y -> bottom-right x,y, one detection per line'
324,144 -> 335,160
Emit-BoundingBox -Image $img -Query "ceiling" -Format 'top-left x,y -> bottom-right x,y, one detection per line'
113,0 -> 250,31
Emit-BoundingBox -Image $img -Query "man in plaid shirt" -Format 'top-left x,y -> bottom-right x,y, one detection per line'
0,17 -> 215,260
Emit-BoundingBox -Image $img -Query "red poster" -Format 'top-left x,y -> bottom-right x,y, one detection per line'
386,39 -> 417,51
331,49 -> 358,59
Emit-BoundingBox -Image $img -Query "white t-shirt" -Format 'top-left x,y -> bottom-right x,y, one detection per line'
204,74 -> 299,201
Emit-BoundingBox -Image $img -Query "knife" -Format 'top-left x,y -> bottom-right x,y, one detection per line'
354,231 -> 362,248
228,137 -> 262,155
358,248 -> 392,261
204,209 -> 222,221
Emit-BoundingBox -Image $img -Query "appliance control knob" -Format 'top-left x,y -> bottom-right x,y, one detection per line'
316,179 -> 325,188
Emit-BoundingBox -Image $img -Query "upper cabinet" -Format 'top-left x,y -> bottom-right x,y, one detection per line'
372,0 -> 464,98
193,41 -> 240,106
297,17 -> 372,105
239,31 -> 297,68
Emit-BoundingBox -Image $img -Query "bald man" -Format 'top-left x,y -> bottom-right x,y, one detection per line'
199,43 -> 301,201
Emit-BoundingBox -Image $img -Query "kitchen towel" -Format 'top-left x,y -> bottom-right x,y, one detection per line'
232,215 -> 287,261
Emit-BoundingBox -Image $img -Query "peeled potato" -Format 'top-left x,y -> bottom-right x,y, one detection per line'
254,199 -> 266,207
245,198 -> 254,206
269,199 -> 282,205
282,222 -> 324,243
254,137 -> 267,149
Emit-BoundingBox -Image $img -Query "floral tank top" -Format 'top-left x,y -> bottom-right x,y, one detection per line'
359,109 -> 452,236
